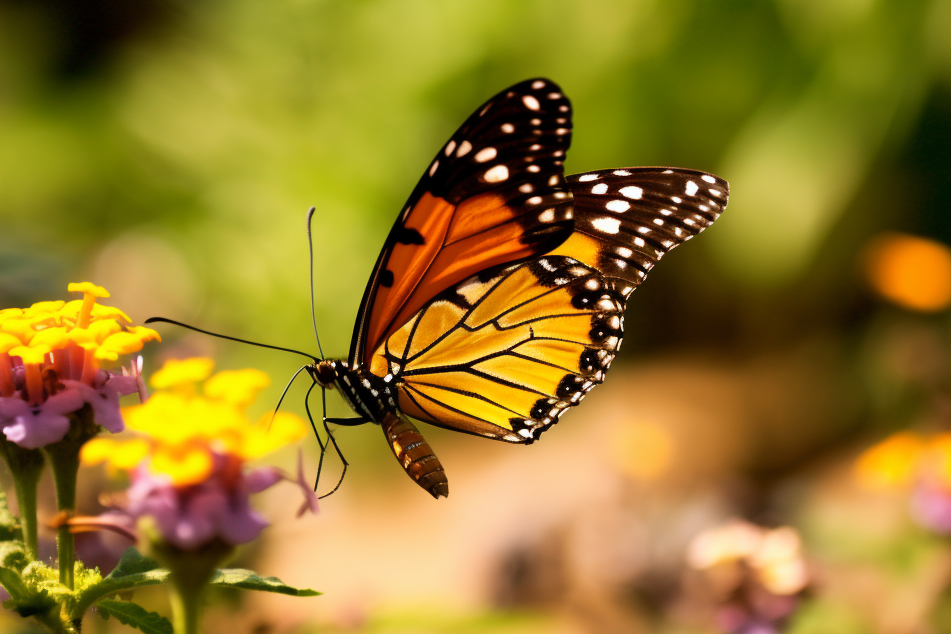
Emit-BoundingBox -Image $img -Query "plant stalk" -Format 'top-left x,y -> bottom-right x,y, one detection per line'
0,440 -> 45,559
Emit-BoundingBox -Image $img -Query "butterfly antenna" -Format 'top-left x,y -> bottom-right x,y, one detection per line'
306,207 -> 326,360
145,317 -> 320,363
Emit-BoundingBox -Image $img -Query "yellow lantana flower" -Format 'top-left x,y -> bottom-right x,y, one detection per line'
0,282 -> 160,403
82,358 -> 307,486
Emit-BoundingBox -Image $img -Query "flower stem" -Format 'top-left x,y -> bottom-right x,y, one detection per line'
0,439 -> 44,559
44,405 -> 99,590
153,539 -> 233,634
45,440 -> 78,589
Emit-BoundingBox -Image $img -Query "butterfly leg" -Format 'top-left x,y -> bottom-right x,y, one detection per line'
325,417 -> 369,426
316,410 -> 355,499
380,412 -> 449,499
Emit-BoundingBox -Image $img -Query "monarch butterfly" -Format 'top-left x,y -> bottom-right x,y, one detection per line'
150,78 -> 727,498
302,78 -> 729,498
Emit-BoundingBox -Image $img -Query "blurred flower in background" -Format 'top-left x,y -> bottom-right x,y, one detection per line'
686,520 -> 809,634
856,432 -> 951,535
81,357 -> 317,551
864,233 -> 951,313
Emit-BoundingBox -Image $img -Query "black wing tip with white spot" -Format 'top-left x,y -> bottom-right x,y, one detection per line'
565,166 -> 729,286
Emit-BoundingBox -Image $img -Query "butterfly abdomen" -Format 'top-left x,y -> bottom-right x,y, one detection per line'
381,412 -> 449,498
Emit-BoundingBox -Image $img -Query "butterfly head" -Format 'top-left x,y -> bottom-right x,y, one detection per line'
309,359 -> 341,389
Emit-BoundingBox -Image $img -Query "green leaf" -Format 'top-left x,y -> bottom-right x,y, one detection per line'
0,566 -> 57,618
71,548 -> 170,619
98,599 -> 173,634
108,547 -> 165,578
209,569 -> 320,597
0,539 -> 29,571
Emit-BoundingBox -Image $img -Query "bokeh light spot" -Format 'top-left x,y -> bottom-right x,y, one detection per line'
609,420 -> 674,482
864,233 -> 951,312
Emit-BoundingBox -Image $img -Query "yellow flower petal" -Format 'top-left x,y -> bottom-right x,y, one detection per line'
1,319 -> 38,344
90,304 -> 132,323
88,319 -> 122,342
29,327 -> 69,351
0,332 -> 23,353
80,438 -> 118,466
9,345 -> 49,365
68,282 -> 110,298
854,432 -> 924,490
94,329 -> 159,360
204,369 -> 270,408
110,439 -> 152,470
151,445 -> 214,486
242,411 -> 307,458
151,357 -> 215,389
24,301 -> 66,317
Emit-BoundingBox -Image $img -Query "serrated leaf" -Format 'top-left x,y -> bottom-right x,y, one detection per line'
98,599 -> 173,634
0,540 -> 29,571
210,569 -> 320,597
108,547 -> 164,579
71,548 -> 170,619
0,567 -> 57,617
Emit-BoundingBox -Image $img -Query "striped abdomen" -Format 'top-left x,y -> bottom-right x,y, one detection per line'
381,412 -> 449,498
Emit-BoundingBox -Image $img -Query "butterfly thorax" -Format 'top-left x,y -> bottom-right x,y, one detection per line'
310,359 -> 399,424
310,358 -> 449,498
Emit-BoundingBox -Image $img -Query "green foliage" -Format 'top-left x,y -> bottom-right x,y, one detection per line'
208,568 -> 320,597
97,599 -> 173,634
0,492 -> 21,542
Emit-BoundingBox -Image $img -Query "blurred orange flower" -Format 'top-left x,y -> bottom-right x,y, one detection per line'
864,233 -> 951,312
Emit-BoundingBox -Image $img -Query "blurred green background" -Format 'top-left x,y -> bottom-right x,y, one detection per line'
3,0 -> 951,632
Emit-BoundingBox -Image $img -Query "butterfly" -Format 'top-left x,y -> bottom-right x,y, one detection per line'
307,78 -> 729,498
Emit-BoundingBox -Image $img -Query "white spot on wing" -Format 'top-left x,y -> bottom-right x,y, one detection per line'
523,95 -> 540,110
702,174 -> 716,184
457,140 -> 472,157
548,175 -> 559,186
614,170 -> 631,176
620,186 -> 643,199
501,123 -> 515,133
527,165 -> 540,173
592,217 -> 621,234
606,200 -> 631,213
617,246 -> 633,258
685,180 -> 699,196
539,208 -> 555,222
578,174 -> 599,182
429,160 -> 438,176
445,140 -> 456,156
519,183 -> 533,193
548,92 -> 562,99
591,183 -> 608,194
475,147 -> 497,162
532,80 -> 545,89
484,165 -> 509,182
527,196 -> 542,205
